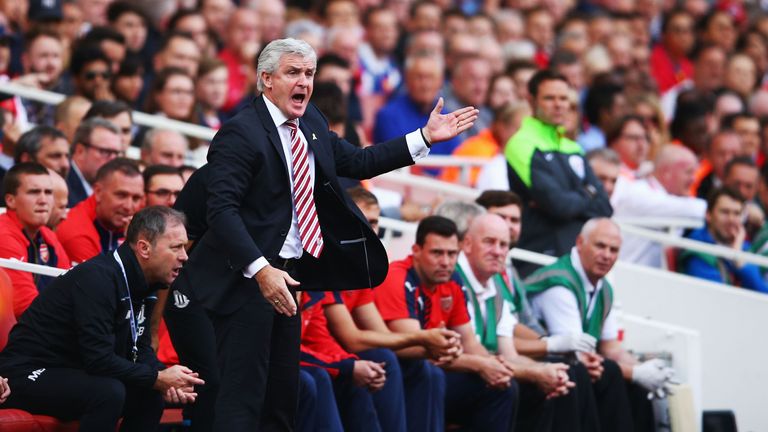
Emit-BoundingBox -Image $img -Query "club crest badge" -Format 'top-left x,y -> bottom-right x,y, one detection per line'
38,244 -> 49,264
440,295 -> 453,312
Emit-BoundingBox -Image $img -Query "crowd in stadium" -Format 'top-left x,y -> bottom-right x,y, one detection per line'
0,0 -> 764,430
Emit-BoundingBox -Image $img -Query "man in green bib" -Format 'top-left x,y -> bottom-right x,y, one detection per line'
527,218 -> 676,432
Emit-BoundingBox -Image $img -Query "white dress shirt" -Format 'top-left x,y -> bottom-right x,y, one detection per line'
243,96 -> 431,277
458,253 -> 515,339
530,248 -> 619,341
611,176 -> 706,267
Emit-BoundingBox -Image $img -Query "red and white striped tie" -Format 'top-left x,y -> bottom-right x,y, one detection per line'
286,119 -> 324,258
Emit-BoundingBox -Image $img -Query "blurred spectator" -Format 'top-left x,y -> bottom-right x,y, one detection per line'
0,163 -> 70,317
219,8 -> 261,113
53,95 -> 91,143
713,89 -> 745,126
487,73 -> 517,110
444,33 -> 479,76
525,7 -> 555,67
257,0 -> 286,44
67,117 -> 123,207
57,158 -> 144,264
322,0 -> 361,28
112,55 -> 144,108
144,67 -> 196,124
375,54 -> 461,157
14,125 -> 70,178
723,156 -> 763,237
507,60 -> 538,102
694,129 -> 742,199
80,26 -> 127,74
106,1 -> 149,55
433,201 -> 485,240
723,53 -> 757,101
47,168 -> 68,230
444,101 -> 529,187
284,19 -> 326,53
606,115 -> 651,180
722,112 -> 761,160
660,43 -> 726,121
167,9 -> 215,58
152,32 -> 201,82
61,2 -> 85,43
76,0 -> 111,27
681,187 -> 768,293
670,89 -> 715,155
199,0 -> 234,43
549,50 -> 586,95
506,70 -> 612,276
585,148 -> 620,198
443,55 -> 492,140
578,81 -> 628,152
697,9 -> 737,54
83,99 -> 134,150
19,28 -> 69,125
141,129 -> 188,168
651,9 -> 695,94
358,6 -> 400,99
611,145 -> 706,267
143,165 -> 184,207
629,93 -> 668,160
70,44 -> 114,101
195,57 -> 228,130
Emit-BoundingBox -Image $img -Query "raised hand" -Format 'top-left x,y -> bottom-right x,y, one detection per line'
422,97 -> 480,144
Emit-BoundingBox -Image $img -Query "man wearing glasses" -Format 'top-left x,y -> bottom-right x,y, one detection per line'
70,45 -> 114,101
66,117 -> 123,206
143,165 -> 184,207
57,158 -> 143,264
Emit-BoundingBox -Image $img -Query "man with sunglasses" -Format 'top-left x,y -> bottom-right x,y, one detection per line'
57,158 -> 144,264
66,117 -> 123,206
70,44 -> 114,101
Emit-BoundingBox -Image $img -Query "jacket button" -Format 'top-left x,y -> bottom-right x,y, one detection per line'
280,230 -> 287,236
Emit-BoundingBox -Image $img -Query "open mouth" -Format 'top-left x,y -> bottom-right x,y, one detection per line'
291,93 -> 306,103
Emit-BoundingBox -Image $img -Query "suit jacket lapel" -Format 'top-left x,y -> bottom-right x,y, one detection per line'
299,111 -> 333,184
253,96 -> 288,174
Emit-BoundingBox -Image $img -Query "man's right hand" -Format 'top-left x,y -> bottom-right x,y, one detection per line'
545,332 -> 597,353
421,328 -> 462,362
352,360 -> 387,392
0,377 -> 9,404
577,352 -> 605,382
154,365 -> 205,394
477,356 -> 513,389
255,265 -> 299,316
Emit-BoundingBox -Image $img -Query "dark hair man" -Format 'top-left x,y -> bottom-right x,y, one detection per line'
66,117 -> 124,207
0,163 -> 70,317
14,126 -> 70,178
143,165 -> 184,208
506,69 -> 612,277
0,206 -> 204,431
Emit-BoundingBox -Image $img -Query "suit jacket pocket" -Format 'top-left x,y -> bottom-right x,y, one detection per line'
339,237 -> 366,245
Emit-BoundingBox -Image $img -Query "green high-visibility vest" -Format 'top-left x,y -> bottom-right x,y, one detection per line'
524,254 -> 613,340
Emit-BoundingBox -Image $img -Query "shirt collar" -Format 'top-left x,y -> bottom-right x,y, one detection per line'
263,95 -> 291,129
569,247 -> 602,294
458,252 -> 496,300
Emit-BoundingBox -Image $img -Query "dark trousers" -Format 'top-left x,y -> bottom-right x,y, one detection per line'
164,280 -> 220,432
552,362 -> 601,432
331,364 -> 381,431
298,366 -> 343,432
399,358 -> 445,432
357,348 -> 407,432
1,367 -> 163,432
444,371 -> 518,432
515,381 -> 555,432
593,358 -> 635,432
627,381 -> 656,432
210,288 -> 301,431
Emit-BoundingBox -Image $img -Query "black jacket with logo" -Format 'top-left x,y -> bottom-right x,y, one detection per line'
0,243 -> 163,387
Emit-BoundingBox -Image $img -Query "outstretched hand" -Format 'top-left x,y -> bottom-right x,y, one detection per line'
422,98 -> 479,144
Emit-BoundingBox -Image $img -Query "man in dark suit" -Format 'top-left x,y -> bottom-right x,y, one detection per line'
179,38 -> 478,431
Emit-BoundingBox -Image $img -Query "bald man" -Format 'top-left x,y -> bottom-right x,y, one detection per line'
610,146 -> 707,267
526,218 -> 676,432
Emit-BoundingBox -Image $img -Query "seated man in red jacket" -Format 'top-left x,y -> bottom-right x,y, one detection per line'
56,158 -> 144,264
0,162 -> 70,317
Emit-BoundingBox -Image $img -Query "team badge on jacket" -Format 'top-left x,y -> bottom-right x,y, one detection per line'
440,295 -> 453,312
38,244 -> 49,264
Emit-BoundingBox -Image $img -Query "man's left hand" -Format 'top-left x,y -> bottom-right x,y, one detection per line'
422,97 -> 479,144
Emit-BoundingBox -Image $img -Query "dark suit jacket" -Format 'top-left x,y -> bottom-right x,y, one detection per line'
183,96 -> 414,314
65,165 -> 90,207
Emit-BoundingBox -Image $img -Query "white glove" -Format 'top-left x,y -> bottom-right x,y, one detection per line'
545,333 -> 597,353
632,359 -> 676,397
